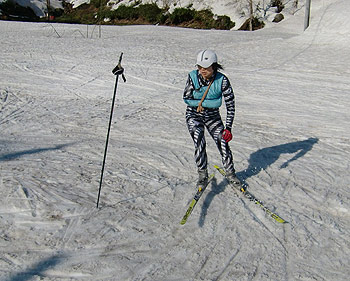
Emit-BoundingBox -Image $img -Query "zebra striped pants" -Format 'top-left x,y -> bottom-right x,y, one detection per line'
186,106 -> 235,173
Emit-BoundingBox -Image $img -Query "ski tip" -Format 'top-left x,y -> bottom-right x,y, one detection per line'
180,217 -> 190,225
279,218 -> 288,224
272,214 -> 288,224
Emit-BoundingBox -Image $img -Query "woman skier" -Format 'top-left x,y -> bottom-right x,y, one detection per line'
183,49 -> 241,189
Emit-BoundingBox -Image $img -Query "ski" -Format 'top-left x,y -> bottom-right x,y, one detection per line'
214,165 -> 287,224
180,173 -> 215,225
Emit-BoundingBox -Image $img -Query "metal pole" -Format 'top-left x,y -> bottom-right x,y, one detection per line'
304,0 -> 311,30
97,53 -> 126,208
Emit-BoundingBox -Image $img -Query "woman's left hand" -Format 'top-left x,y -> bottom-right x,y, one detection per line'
222,129 -> 232,143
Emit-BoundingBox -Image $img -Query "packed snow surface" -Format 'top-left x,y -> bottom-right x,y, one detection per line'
0,0 -> 349,280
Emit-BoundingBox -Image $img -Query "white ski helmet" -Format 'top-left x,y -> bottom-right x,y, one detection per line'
196,49 -> 217,68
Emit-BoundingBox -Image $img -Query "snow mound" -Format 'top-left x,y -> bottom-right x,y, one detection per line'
300,0 -> 350,45
312,0 -> 350,35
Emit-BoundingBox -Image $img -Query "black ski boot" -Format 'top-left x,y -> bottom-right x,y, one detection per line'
196,169 -> 208,191
226,171 -> 244,191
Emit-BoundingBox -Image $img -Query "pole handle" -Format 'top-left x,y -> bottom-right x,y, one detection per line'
112,53 -> 126,82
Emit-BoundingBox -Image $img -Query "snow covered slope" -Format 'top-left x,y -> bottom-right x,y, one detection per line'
0,0 -> 349,280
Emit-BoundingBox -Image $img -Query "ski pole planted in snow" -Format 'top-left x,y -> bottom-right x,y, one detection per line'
97,53 -> 126,208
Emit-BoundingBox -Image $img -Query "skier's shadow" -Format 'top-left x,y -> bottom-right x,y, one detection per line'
236,137 -> 319,182
0,143 -> 74,162
199,137 -> 318,227
4,254 -> 65,281
199,178 -> 226,227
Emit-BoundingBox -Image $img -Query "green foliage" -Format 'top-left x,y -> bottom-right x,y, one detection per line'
158,13 -> 169,24
51,1 -> 235,30
194,9 -> 214,20
104,3 -> 162,23
169,7 -> 195,24
168,7 -> 235,30
50,8 -> 64,18
91,0 -> 109,9
58,3 -> 97,24
0,0 -> 38,20
113,5 -> 139,20
214,15 -> 235,30
137,3 -> 162,23
193,9 -> 214,28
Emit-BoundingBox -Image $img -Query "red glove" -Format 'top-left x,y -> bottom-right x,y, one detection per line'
222,129 -> 232,143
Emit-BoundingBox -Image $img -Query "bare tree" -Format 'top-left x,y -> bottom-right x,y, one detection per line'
46,0 -> 50,21
249,0 -> 253,31
294,0 -> 299,9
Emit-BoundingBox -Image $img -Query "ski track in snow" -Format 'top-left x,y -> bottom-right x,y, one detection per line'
1,2 -> 350,279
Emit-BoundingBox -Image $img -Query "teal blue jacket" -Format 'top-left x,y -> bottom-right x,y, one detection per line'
184,70 -> 224,108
